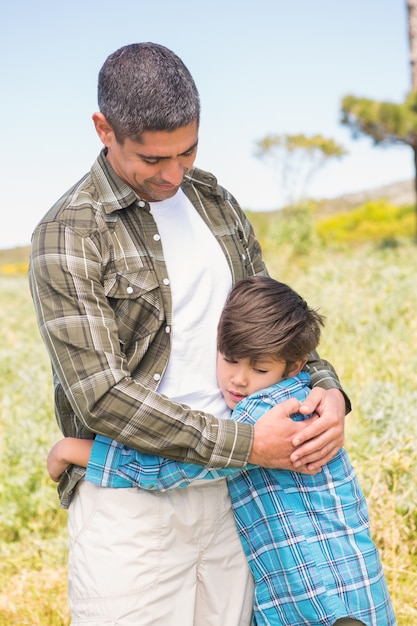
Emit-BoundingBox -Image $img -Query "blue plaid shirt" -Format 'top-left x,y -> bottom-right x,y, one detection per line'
86,373 -> 396,625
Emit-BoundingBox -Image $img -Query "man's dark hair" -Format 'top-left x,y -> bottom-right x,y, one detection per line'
217,276 -> 324,368
98,42 -> 200,143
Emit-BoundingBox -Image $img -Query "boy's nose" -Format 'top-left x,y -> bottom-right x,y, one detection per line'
231,370 -> 248,388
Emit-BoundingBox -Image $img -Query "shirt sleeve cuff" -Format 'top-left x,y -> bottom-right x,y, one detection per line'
207,420 -> 254,468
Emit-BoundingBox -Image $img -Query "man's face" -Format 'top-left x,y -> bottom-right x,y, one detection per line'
96,117 -> 199,202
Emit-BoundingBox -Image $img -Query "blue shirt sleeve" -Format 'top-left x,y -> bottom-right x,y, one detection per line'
86,434 -> 240,490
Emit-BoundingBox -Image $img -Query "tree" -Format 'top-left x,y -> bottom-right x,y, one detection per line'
255,133 -> 347,206
408,0 -> 417,89
341,1 -> 417,239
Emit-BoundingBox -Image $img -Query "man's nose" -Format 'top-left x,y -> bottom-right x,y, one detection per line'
160,160 -> 185,185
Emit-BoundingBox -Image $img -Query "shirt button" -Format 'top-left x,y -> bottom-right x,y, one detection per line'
163,278 -> 170,285
153,234 -> 161,241
153,373 -> 161,381
127,286 -> 134,294
138,200 -> 146,208
165,326 -> 170,333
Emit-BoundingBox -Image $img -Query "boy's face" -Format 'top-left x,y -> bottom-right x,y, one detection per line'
217,353 -> 303,410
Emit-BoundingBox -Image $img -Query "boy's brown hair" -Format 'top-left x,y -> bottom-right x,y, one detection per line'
217,276 -> 324,368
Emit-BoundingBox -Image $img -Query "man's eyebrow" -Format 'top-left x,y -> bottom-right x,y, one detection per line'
137,139 -> 199,161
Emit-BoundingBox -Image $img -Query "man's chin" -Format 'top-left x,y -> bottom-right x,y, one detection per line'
145,183 -> 180,202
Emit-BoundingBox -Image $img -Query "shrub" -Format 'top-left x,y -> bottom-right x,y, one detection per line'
316,200 -> 414,244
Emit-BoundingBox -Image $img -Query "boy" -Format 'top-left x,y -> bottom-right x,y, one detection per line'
48,276 -> 396,626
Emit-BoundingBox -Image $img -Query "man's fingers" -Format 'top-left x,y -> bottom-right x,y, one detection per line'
292,440 -> 341,469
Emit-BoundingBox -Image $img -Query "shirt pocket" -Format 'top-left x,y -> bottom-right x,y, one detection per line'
104,269 -> 164,344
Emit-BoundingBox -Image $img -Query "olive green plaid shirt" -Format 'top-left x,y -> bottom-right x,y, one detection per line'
29,150 -> 347,508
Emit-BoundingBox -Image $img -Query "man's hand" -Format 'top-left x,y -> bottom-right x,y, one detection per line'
290,387 -> 345,470
249,397 -> 317,472
248,388 -> 345,472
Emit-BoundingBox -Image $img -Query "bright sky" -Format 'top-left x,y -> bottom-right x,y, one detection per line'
1,0 -> 412,249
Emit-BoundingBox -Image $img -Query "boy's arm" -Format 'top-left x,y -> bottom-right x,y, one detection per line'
118,451 -> 239,490
87,435 -> 239,491
45,434 -> 233,491
47,438 -> 93,482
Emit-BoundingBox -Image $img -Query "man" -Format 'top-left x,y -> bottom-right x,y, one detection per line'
29,42 -> 348,625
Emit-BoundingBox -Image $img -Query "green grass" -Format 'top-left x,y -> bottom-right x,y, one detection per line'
0,276 -> 70,624
1,227 -> 417,623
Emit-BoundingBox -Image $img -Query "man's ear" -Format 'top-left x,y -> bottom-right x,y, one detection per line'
286,359 -> 307,378
92,112 -> 115,146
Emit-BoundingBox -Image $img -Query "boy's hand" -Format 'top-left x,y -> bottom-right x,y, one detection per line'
47,440 -> 71,482
46,437 -> 94,482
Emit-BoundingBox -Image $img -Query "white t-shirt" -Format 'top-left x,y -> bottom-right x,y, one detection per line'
149,189 -> 232,421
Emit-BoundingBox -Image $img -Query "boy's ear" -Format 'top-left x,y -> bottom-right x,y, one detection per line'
287,359 -> 307,378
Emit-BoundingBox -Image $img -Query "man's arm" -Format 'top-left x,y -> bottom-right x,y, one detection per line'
29,221 -> 253,469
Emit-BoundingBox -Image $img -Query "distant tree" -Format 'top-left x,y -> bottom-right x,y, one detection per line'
255,133 -> 347,206
341,0 -> 417,239
408,0 -> 417,89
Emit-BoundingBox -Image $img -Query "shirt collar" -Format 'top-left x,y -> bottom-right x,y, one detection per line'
184,167 -> 233,201
91,149 -> 140,214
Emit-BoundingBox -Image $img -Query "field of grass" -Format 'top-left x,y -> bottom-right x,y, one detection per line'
1,216 -> 417,623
